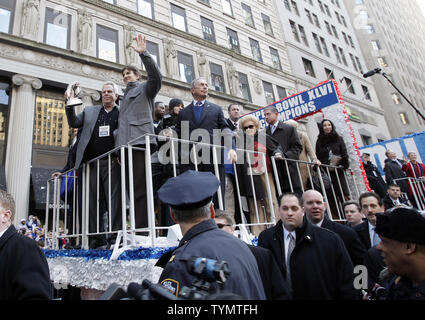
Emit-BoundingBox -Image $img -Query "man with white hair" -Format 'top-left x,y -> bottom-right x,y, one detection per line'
383,149 -> 408,195
0,189 -> 52,299
65,81 -> 122,249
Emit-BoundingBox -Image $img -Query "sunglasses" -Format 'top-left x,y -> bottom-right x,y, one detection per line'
216,223 -> 232,229
243,125 -> 255,130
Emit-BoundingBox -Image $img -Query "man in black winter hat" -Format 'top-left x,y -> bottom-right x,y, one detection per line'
375,206 -> 425,299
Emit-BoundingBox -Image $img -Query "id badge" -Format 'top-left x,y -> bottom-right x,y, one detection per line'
99,125 -> 110,137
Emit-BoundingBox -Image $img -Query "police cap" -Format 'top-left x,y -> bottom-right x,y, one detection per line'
158,170 -> 219,210
375,207 -> 425,244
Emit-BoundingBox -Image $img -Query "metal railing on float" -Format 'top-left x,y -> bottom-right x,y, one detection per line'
394,177 -> 425,211
44,133 -> 362,253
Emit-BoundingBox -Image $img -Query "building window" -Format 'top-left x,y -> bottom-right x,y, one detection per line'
324,4 -> 331,16
331,25 -> 339,39
377,57 -> 388,68
342,31 -> 349,45
361,135 -> 372,146
399,112 -> 409,125
262,13 -> 274,36
365,24 -> 375,34
318,0 -> 325,13
270,47 -> 282,70
177,52 -> 194,84
344,77 -> 355,94
289,20 -> 300,42
277,86 -> 287,100
325,67 -> 335,80
332,44 -> 341,63
0,0 -> 15,33
355,57 -> 363,73
249,38 -> 263,62
44,8 -> 71,49
325,21 -> 332,35
146,41 -> 159,66
349,53 -> 358,72
263,81 -> 275,105
298,25 -> 309,46
392,93 -> 401,104
242,3 -> 255,27
302,58 -> 316,77
198,0 -> 210,5
320,37 -> 330,56
137,0 -> 154,19
335,11 -> 341,24
96,24 -> 118,63
101,0 -> 116,3
312,13 -> 320,28
34,92 -> 70,147
339,47 -> 347,66
171,3 -> 187,32
209,62 -> 225,92
362,85 -> 371,101
305,8 -> 313,24
312,33 -> 322,54
238,72 -> 251,102
371,40 -> 381,50
348,35 -> 355,48
222,0 -> 233,16
201,16 -> 216,42
291,0 -> 300,15
227,28 -> 240,54
341,15 -> 347,27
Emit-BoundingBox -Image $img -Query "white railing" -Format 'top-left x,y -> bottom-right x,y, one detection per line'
44,133 -> 362,252
394,177 -> 425,211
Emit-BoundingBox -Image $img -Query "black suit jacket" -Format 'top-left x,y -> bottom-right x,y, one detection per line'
363,246 -> 386,288
176,100 -> 232,164
247,244 -> 291,300
0,225 -> 52,300
354,221 -> 371,249
321,218 -> 367,266
226,118 -> 238,131
383,194 -> 410,210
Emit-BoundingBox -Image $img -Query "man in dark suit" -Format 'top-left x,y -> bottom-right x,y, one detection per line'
226,103 -> 241,131
0,190 -> 52,299
263,106 -> 302,196
302,189 -> 367,266
175,78 -> 236,209
384,149 -> 408,194
258,192 -> 358,300
362,153 -> 387,198
214,210 -> 291,300
354,192 -> 385,250
383,183 -> 411,210
66,82 -> 121,249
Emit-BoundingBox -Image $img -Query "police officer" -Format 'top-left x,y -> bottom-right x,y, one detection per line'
156,170 -> 266,300
375,206 -> 425,300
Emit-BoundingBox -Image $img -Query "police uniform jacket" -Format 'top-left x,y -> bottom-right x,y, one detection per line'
157,219 -> 266,300
0,225 -> 52,300
258,218 -> 359,300
116,51 -> 162,147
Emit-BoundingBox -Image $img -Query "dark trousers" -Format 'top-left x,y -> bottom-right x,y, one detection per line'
124,148 -> 148,229
152,162 -> 175,227
87,158 -> 122,241
275,160 -> 302,197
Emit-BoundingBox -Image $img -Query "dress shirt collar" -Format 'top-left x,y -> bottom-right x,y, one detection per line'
193,100 -> 206,107
0,225 -> 10,239
314,218 -> 325,228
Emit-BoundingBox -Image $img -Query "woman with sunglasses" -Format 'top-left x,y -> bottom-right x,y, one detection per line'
236,115 -> 283,236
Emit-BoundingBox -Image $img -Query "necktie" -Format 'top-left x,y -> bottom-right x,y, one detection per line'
372,228 -> 381,247
286,233 -> 295,286
234,122 -> 238,129
271,124 -> 276,135
196,101 -> 202,107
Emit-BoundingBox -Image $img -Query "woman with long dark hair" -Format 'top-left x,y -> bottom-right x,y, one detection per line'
315,119 -> 350,219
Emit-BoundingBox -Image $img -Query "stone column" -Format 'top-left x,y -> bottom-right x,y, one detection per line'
5,74 -> 42,224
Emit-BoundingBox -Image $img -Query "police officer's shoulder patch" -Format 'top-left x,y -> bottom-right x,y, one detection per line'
160,278 -> 179,296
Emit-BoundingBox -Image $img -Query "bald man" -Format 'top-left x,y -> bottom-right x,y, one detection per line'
302,190 -> 367,266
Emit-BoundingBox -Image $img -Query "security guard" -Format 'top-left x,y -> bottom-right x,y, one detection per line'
375,206 -> 425,300
156,170 -> 266,300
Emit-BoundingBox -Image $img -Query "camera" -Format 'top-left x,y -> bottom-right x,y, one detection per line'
99,256 -> 242,300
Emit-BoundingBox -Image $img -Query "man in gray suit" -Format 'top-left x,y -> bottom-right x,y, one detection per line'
116,34 -> 162,230
65,82 -> 122,249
